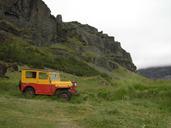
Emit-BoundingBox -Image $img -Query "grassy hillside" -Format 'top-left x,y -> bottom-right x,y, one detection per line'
0,68 -> 171,128
0,35 -> 101,76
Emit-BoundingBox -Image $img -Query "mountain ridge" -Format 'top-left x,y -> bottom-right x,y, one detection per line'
138,66 -> 171,79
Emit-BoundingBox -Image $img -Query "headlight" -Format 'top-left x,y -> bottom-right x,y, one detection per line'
72,81 -> 78,86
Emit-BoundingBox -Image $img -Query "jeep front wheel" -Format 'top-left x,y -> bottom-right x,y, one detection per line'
23,87 -> 35,98
56,90 -> 72,101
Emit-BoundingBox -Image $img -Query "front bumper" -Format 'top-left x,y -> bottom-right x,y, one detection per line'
69,87 -> 79,95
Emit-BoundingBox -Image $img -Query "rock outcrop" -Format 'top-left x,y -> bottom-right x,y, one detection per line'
0,0 -> 57,45
0,0 -> 136,71
61,22 -> 136,71
0,62 -> 7,77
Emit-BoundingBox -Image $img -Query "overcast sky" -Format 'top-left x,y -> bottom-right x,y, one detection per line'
44,0 -> 171,69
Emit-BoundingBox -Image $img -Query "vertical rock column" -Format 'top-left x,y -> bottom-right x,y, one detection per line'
56,14 -> 63,33
56,14 -> 65,42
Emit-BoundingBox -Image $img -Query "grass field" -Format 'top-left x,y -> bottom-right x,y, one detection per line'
0,68 -> 171,128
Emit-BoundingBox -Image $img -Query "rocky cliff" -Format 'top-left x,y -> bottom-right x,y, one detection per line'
0,0 -> 136,74
0,0 -> 57,45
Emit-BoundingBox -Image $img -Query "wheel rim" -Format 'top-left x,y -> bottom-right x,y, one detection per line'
60,94 -> 69,100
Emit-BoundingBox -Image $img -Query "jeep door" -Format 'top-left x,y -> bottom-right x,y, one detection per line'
37,72 -> 52,95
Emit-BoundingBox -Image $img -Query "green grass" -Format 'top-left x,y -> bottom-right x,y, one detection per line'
0,69 -> 171,128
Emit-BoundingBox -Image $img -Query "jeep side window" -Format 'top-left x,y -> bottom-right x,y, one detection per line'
39,72 -> 48,80
50,73 -> 58,81
26,71 -> 37,78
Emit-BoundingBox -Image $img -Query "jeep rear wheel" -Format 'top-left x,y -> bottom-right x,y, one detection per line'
23,87 -> 35,98
56,90 -> 72,101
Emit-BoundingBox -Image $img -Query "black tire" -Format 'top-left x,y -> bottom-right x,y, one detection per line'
23,87 -> 35,98
56,90 -> 72,101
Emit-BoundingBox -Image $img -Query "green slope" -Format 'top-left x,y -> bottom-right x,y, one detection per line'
0,68 -> 171,128
0,36 -> 100,76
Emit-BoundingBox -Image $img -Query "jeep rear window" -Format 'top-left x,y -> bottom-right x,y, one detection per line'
39,72 -> 48,79
26,71 -> 37,78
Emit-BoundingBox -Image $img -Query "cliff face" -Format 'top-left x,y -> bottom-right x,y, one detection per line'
0,0 -> 57,45
0,0 -> 136,72
60,22 -> 136,71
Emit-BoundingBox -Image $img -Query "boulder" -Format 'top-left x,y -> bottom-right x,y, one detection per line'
0,62 -> 7,77
8,63 -> 18,72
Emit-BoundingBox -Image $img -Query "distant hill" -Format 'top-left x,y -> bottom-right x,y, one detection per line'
137,66 -> 171,79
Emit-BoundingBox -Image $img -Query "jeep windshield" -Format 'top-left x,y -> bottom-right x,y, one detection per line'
50,72 -> 59,81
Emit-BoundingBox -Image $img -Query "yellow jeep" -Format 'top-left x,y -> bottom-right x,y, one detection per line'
19,68 -> 78,100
